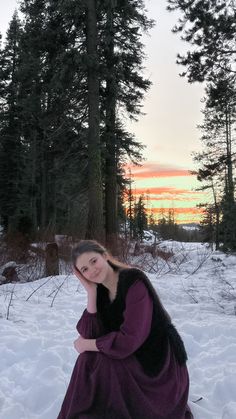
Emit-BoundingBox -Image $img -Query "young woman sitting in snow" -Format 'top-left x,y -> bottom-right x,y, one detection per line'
57,240 -> 193,419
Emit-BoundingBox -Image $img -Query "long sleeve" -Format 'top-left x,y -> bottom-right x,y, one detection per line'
96,280 -> 153,359
76,309 -> 105,339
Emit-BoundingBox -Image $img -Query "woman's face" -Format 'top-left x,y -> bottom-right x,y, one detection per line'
75,251 -> 110,283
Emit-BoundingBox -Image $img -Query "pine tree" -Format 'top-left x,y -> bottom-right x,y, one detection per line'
18,0 -> 90,236
167,0 -> 236,82
125,171 -> 135,240
157,208 -> 179,240
100,0 -> 154,251
133,194 -> 148,241
85,0 -> 104,241
168,0 -> 236,250
193,76 -> 236,250
0,12 -> 23,231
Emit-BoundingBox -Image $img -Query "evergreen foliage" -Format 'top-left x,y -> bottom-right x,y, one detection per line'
167,0 -> 236,82
0,0 -> 153,248
133,194 -> 148,241
168,0 -> 236,251
0,12 -> 23,231
193,76 -> 236,250
157,208 -> 178,240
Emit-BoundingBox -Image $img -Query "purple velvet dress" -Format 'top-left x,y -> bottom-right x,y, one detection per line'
57,280 -> 193,419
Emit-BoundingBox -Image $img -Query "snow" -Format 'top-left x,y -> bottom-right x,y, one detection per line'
0,242 -> 236,419
181,225 -> 200,231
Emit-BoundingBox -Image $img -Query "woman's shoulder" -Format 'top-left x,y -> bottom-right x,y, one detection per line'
119,267 -> 148,282
118,267 -> 149,296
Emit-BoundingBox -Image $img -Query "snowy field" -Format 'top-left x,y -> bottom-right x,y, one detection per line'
0,241 -> 236,419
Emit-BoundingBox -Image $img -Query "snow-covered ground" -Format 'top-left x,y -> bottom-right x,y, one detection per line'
0,241 -> 236,419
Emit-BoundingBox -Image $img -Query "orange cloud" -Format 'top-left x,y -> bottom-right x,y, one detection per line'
132,187 -> 198,196
125,162 -> 193,179
150,207 -> 204,215
147,196 -> 202,202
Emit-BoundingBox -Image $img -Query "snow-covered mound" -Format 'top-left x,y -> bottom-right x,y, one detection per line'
0,242 -> 236,419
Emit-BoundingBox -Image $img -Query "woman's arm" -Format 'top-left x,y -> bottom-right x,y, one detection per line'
76,308 -> 104,339
74,335 -> 98,353
86,288 -> 97,314
74,280 -> 153,358
74,269 -> 105,339
73,268 -> 97,313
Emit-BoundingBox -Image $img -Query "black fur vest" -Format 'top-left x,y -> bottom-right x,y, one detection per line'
97,268 -> 187,377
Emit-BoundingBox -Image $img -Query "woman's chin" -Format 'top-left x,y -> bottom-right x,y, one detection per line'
90,275 -> 104,284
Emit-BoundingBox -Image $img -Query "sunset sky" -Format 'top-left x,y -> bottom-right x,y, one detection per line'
1,0 -> 209,223
125,0 -> 208,223
126,162 -> 206,223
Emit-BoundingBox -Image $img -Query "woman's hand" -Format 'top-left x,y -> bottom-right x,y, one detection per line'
74,336 -> 87,354
74,336 -> 98,354
73,268 -> 97,294
73,267 -> 97,313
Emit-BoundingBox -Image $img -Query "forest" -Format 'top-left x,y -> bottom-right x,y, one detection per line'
0,0 -> 235,266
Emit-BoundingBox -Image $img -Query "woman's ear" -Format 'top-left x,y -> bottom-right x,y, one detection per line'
73,267 -> 82,279
103,252 -> 109,261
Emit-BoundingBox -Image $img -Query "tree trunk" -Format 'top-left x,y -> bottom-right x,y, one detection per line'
40,132 -> 47,231
225,108 -> 234,202
85,0 -> 104,242
30,131 -> 38,232
45,242 -> 59,276
212,182 -> 220,250
104,1 -> 118,254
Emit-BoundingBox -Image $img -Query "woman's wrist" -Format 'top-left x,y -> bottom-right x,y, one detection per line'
74,337 -> 99,353
87,288 -> 97,297
87,289 -> 97,313
87,338 -> 98,352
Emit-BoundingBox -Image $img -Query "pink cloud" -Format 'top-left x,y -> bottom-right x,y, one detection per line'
130,186 -> 201,197
150,207 -> 204,216
125,162 -> 193,179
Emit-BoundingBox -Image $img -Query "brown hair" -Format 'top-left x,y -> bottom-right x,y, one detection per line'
72,240 -> 129,273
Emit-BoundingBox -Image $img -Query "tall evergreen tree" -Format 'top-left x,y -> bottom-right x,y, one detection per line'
168,0 -> 236,250
0,12 -> 23,231
18,0 -> 89,236
124,170 -> 135,239
167,0 -> 236,82
18,0 -> 52,233
100,0 -> 154,252
85,0 -> 104,241
100,0 -> 153,251
133,194 -> 148,241
102,0 -> 119,253
193,76 -> 236,250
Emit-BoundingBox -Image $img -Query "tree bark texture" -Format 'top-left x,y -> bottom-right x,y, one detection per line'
104,2 -> 118,254
86,0 -> 104,242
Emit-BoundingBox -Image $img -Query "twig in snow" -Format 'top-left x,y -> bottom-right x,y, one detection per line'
50,275 -> 69,307
25,276 -> 53,301
6,284 -> 16,320
181,279 -> 199,304
192,397 -> 203,403
206,287 -> 226,312
185,249 -> 211,279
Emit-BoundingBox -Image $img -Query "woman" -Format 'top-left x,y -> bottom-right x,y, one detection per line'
57,240 -> 193,419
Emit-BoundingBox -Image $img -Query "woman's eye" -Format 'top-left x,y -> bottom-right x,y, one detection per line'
92,259 -> 97,264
